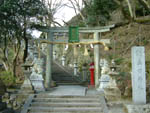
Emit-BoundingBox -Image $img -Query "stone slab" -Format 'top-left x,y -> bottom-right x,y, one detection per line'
124,104 -> 150,113
46,85 -> 86,96
131,46 -> 146,104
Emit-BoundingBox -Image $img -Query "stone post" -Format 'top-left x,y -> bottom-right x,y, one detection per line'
61,55 -> 66,66
82,65 -> 87,81
74,62 -> 78,76
94,32 -> 100,88
53,51 -> 56,60
131,46 -> 146,104
45,32 -> 53,89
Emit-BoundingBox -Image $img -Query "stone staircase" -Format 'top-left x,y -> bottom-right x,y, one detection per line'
52,61 -> 82,85
27,94 -> 104,113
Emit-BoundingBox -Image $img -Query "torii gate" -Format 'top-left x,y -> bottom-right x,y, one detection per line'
36,25 -> 115,89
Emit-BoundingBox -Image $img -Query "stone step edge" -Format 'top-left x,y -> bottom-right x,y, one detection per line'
32,98 -> 100,102
34,95 -> 100,98
29,111 -> 103,113
29,107 -> 102,111
31,102 -> 101,107
34,96 -> 99,100
31,102 -> 101,104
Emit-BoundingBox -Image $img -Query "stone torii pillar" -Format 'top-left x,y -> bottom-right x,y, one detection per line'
94,32 -> 100,88
45,32 -> 53,89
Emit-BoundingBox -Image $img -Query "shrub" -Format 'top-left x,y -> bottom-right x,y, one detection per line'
112,71 -> 132,96
0,71 -> 16,87
114,58 -> 124,65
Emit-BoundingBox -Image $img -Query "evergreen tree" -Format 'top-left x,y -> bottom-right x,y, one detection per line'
0,0 -> 47,74
85,0 -> 118,26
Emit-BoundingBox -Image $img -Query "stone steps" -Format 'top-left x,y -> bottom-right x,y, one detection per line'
28,95 -> 104,113
31,102 -> 101,107
29,112 -> 101,113
52,61 -> 82,85
52,77 -> 74,81
34,95 -> 99,98
55,82 -> 82,85
29,107 -> 103,112
32,98 -> 100,102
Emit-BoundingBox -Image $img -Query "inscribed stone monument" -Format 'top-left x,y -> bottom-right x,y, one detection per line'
131,46 -> 146,104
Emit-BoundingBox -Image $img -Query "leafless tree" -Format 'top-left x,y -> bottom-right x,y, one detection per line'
42,0 -> 65,26
67,0 -> 89,26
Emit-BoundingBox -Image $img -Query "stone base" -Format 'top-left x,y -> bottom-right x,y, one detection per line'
32,80 -> 45,92
21,79 -> 34,93
30,72 -> 45,92
124,104 -> 150,113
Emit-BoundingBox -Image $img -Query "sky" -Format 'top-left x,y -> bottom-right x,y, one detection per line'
54,1 -> 76,25
54,0 -> 83,25
32,0 -> 83,38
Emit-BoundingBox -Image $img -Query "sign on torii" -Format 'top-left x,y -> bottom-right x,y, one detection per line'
36,25 -> 115,89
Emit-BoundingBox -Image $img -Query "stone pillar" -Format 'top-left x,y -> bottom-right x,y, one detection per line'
82,65 -> 87,81
61,55 -> 66,66
53,51 -> 56,60
131,46 -> 146,104
74,62 -> 78,76
94,32 -> 100,88
45,32 -> 53,89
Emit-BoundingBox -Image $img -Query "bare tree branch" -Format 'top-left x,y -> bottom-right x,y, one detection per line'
138,0 -> 150,11
68,0 -> 78,15
126,0 -> 134,19
43,0 -> 65,26
68,0 -> 87,26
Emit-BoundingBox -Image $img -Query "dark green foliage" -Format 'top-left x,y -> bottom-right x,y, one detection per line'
0,71 -> 15,87
85,0 -> 118,26
136,5 -> 150,16
114,72 -> 131,96
114,57 -> 124,65
0,0 -> 47,75
137,0 -> 150,15
0,0 -> 47,41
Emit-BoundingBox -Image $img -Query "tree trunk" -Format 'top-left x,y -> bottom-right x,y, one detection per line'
131,0 -> 136,18
2,61 -> 8,71
126,0 -> 134,20
3,36 -> 9,71
23,15 -> 28,62
23,38 -> 28,62
13,42 -> 21,77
